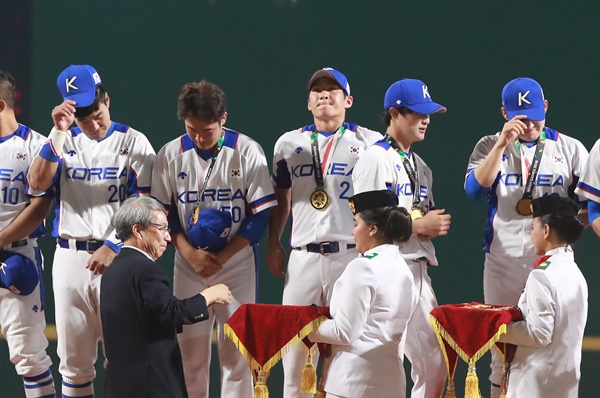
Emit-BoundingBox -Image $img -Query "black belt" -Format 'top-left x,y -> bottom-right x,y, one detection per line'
57,238 -> 104,253
6,239 -> 28,249
293,241 -> 356,255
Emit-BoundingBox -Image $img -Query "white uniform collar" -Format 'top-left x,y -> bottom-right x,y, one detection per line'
545,245 -> 573,257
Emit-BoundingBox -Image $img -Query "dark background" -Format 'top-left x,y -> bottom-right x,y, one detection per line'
1,0 -> 598,396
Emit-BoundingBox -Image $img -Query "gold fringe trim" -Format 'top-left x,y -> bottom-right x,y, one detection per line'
224,316 -> 328,374
428,314 -> 508,364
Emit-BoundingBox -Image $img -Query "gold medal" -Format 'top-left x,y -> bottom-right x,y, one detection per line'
516,198 -> 533,216
410,207 -> 424,220
310,189 -> 330,210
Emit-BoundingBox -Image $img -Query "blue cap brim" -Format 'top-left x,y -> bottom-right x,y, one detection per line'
406,102 -> 447,115
505,105 -> 545,121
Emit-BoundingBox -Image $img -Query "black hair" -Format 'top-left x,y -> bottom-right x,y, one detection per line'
539,213 -> 584,245
74,85 -> 107,120
359,206 -> 412,243
381,107 -> 413,127
177,81 -> 227,123
0,70 -> 16,108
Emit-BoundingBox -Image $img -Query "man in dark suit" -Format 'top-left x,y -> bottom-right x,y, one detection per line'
100,196 -> 231,398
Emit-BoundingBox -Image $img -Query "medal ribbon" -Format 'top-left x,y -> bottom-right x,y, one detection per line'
384,134 -> 421,209
516,129 -> 546,200
309,125 -> 346,189
192,133 -> 225,215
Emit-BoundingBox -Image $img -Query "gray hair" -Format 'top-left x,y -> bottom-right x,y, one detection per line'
112,196 -> 166,241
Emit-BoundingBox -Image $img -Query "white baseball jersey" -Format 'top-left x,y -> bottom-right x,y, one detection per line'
465,128 -> 588,257
574,138 -> 600,203
500,247 -> 587,397
1,125 -> 48,236
272,123 -> 382,247
151,128 -> 277,237
27,122 -> 155,248
353,139 -> 438,265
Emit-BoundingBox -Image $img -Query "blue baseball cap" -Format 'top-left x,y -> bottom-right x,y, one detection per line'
501,77 -> 546,121
56,64 -> 102,108
308,67 -> 351,96
187,209 -> 232,252
384,79 -> 446,115
0,252 -> 39,296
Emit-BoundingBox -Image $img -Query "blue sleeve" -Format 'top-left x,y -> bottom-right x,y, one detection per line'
589,200 -> 600,224
166,197 -> 184,235
273,159 -> 291,189
237,208 -> 271,243
465,171 -> 489,201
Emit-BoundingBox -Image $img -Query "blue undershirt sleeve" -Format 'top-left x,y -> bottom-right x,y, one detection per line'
465,171 -> 489,201
588,200 -> 600,224
237,208 -> 271,243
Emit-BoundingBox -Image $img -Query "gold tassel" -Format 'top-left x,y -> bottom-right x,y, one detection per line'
464,360 -> 482,398
254,370 -> 269,398
444,378 -> 456,398
315,370 -> 326,398
300,350 -> 317,394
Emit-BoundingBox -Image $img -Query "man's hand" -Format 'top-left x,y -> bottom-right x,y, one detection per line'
51,100 -> 76,131
266,240 -> 286,277
498,115 -> 528,148
414,209 -> 452,240
186,248 -> 222,278
86,245 -> 117,275
201,283 -> 232,305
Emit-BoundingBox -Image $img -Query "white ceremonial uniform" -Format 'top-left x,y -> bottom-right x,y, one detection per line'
353,138 -> 447,398
465,128 -> 588,391
309,244 -> 417,398
151,128 -> 276,398
0,125 -> 52,379
272,123 -> 381,398
575,138 -> 600,204
499,247 -> 588,398
27,122 -> 155,386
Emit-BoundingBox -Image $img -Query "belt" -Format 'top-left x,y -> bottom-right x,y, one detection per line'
293,241 -> 356,255
57,238 -> 105,253
2,239 -> 28,250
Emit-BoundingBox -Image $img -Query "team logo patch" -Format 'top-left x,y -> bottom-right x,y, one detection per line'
349,146 -> 359,154
231,169 -> 241,177
178,172 -> 187,180
67,150 -> 77,157
502,154 -> 508,161
553,156 -> 564,163
16,153 -> 26,160
32,305 -> 39,313
295,147 -> 303,154
396,164 -> 402,171
120,148 -> 129,155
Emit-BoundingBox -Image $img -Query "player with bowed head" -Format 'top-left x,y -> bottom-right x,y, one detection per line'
28,64 -> 156,397
267,67 -> 382,398
101,196 -> 231,398
352,78 -> 450,398
0,70 -> 56,397
151,81 -> 276,398
308,189 -> 418,398
464,77 -> 588,397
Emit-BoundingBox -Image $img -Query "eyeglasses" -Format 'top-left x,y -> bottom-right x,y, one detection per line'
149,223 -> 170,233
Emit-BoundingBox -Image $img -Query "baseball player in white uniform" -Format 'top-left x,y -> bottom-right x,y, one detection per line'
498,195 -> 587,397
0,70 -> 56,397
575,138 -> 600,236
27,65 -> 155,398
352,78 -> 450,398
464,77 -> 588,398
267,68 -> 381,398
151,81 -> 276,398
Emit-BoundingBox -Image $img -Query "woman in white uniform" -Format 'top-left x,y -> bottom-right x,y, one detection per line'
499,195 -> 587,397
308,190 -> 418,398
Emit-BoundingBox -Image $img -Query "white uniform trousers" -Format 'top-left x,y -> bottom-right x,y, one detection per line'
404,259 -> 446,398
175,245 -> 255,398
483,251 -> 537,398
52,246 -> 103,385
281,248 -> 357,398
0,245 -> 52,377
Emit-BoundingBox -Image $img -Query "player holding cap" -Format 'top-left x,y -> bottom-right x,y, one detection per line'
268,67 -> 382,398
151,80 -> 276,398
28,64 -> 156,397
0,70 -> 56,397
575,138 -> 600,237
352,78 -> 450,398
464,77 -> 588,398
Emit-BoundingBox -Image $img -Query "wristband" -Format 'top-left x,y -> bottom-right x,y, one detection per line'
48,128 -> 67,156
